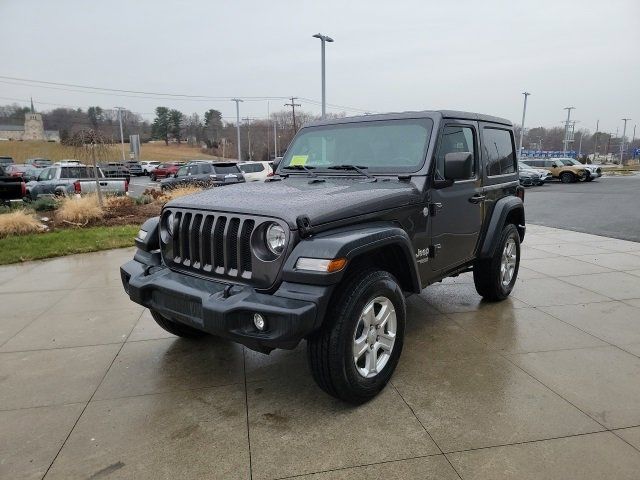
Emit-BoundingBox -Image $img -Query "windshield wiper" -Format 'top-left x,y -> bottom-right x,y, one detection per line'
282,165 -> 318,177
327,164 -> 374,179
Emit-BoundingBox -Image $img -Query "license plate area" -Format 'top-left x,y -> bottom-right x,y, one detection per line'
151,290 -> 203,320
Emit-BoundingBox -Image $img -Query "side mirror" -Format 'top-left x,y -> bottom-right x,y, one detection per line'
444,152 -> 473,181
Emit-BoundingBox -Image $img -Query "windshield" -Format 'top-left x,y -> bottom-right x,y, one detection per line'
281,118 -> 433,174
557,158 -> 578,166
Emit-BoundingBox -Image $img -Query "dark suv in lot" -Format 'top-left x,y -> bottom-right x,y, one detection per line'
121,110 -> 525,403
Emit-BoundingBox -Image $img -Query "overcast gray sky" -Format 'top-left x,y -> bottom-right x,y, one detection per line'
1,0 -> 638,133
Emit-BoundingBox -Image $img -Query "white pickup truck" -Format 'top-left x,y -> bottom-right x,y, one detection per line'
26,162 -> 128,200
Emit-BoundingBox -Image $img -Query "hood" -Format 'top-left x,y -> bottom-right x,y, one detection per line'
167,175 -> 423,229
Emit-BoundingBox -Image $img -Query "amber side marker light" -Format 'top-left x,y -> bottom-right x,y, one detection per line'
295,257 -> 347,273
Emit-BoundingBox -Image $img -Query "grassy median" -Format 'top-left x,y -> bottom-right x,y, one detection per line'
0,225 -> 138,265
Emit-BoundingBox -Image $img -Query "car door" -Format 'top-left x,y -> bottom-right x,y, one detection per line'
429,121 -> 483,272
40,167 -> 57,194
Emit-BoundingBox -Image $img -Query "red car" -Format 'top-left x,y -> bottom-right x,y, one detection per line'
150,162 -> 184,181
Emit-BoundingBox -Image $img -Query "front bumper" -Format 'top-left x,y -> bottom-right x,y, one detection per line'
587,169 -> 602,178
121,259 -> 331,352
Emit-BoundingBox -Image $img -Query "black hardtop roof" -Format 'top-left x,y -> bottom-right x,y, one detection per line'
306,110 -> 512,128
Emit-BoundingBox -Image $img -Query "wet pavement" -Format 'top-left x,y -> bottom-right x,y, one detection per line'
2,225 -> 640,479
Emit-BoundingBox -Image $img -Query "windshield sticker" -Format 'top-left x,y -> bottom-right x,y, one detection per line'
290,155 -> 308,166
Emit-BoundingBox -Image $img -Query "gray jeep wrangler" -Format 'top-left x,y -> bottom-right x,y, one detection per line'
121,110 -> 525,404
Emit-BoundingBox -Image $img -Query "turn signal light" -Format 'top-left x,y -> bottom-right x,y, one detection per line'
295,257 -> 347,273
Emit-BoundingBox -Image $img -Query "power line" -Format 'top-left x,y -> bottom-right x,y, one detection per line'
0,75 -> 375,114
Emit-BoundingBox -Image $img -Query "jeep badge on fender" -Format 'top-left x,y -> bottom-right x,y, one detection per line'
121,110 -> 525,404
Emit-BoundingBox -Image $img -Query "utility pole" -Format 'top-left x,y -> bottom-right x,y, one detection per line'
312,33 -> 334,119
620,118 -> 631,165
231,99 -> 243,161
578,131 -> 584,158
115,107 -> 126,162
266,102 -> 270,162
518,92 -> 530,158
592,119 -> 599,162
563,107 -> 575,155
285,97 -> 301,133
273,121 -> 278,158
242,117 -> 253,160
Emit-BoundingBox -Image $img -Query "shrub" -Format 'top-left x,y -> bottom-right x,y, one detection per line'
0,210 -> 43,238
134,194 -> 153,205
31,197 -> 59,212
57,195 -> 104,224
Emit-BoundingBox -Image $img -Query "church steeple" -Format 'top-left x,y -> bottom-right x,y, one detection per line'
30,97 -> 35,113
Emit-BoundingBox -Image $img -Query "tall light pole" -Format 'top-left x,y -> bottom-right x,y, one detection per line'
517,92 -> 530,158
562,107 -> 575,155
312,33 -> 334,119
620,118 -> 631,165
115,107 -> 126,161
231,99 -> 243,161
592,119 -> 599,163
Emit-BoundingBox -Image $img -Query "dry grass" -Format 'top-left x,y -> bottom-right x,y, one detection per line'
160,185 -> 204,201
57,195 -> 104,224
0,210 -> 43,238
0,140 -> 221,162
104,195 -> 134,209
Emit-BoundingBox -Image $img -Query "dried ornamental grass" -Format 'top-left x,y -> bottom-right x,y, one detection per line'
0,210 -> 43,238
57,195 -> 104,225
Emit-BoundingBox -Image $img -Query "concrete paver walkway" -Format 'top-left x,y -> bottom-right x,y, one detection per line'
1,225 -> 640,479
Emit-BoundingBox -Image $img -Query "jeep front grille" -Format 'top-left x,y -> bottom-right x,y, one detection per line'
166,210 -> 256,279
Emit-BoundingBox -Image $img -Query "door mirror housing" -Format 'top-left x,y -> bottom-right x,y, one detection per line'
444,152 -> 473,181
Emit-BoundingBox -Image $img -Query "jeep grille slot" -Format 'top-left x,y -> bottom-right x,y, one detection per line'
164,210 -> 258,280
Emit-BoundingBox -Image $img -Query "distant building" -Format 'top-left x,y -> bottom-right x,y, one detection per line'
0,99 -> 60,142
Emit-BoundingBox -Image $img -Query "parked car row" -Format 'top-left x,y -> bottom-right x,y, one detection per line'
523,158 -> 602,183
518,157 -> 603,186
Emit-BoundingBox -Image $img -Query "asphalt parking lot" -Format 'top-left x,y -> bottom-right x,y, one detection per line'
2,224 -> 640,479
526,174 -> 640,242
128,175 -> 157,198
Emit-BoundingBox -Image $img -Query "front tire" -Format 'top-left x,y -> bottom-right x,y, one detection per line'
150,310 -> 208,338
560,172 -> 575,183
473,224 -> 520,301
307,269 -> 406,404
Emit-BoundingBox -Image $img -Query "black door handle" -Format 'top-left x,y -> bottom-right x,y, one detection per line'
469,194 -> 486,204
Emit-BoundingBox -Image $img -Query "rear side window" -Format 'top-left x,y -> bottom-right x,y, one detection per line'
197,163 -> 213,174
241,163 -> 265,173
483,128 -> 516,176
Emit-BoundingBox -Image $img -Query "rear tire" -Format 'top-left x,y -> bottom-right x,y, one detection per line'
307,269 -> 406,404
150,310 -> 208,338
560,172 -> 575,183
473,224 -> 520,301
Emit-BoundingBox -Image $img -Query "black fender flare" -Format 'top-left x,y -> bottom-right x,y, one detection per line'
478,197 -> 525,258
282,222 -> 422,292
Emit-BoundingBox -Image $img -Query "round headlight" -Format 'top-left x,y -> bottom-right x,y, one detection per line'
265,223 -> 286,255
165,211 -> 175,236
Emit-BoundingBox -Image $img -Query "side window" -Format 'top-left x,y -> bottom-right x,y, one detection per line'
46,168 -> 56,180
198,163 -> 213,174
483,128 -> 516,176
435,125 -> 476,180
176,166 -> 188,177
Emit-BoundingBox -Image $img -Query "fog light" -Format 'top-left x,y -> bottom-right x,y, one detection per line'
253,313 -> 266,331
